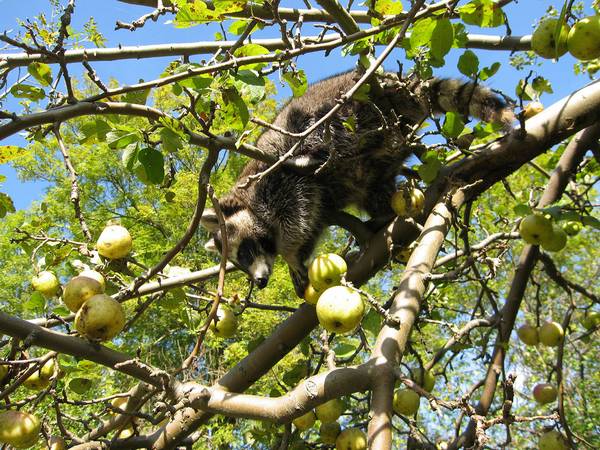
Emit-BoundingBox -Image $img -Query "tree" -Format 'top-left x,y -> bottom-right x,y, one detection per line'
0,0 -> 598,449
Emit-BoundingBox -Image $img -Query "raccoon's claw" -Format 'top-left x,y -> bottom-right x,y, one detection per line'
290,267 -> 309,298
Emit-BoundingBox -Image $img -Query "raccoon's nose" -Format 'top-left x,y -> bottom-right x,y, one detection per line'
255,277 -> 269,289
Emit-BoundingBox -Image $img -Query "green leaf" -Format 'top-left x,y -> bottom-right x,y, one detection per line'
106,129 -> 141,149
417,154 -> 442,183
532,76 -> 553,94
409,18 -> 436,49
362,309 -> 382,336
121,144 -> 139,170
479,62 -> 500,81
442,112 -> 465,138
10,84 -> 45,101
137,147 -> 165,185
513,204 -> 532,216
582,215 -> 600,230
458,50 -> 479,77
69,377 -> 93,394
229,19 -> 249,35
0,193 -> 15,218
79,119 -> 111,143
515,79 -> 537,101
0,146 -> 27,164
24,291 -> 46,312
352,83 -> 371,102
458,0 -> 505,28
234,71 -> 267,102
222,88 -> 249,127
160,128 -> 183,153
282,70 -> 308,98
333,342 -> 358,359
233,44 -> 270,70
122,82 -> 150,105
173,0 -> 221,27
430,18 -> 453,60
27,62 -> 52,86
372,0 -> 403,16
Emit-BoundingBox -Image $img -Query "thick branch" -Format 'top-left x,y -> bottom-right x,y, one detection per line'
0,34 -> 531,72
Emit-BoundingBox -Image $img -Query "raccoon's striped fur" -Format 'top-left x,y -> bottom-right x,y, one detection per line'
200,71 -> 514,297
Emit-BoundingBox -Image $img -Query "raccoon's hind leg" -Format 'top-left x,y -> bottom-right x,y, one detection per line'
363,178 -> 397,232
289,264 -> 309,298
285,238 -> 319,298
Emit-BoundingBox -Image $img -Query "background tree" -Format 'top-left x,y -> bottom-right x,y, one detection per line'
0,0 -> 598,449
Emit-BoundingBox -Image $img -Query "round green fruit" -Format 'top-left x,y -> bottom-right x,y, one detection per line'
209,305 -> 238,338
581,311 -> 600,330
63,276 -> 104,312
0,410 -> 41,449
315,398 -> 345,423
23,359 -> 55,390
541,226 -> 567,252
335,427 -> 367,450
0,364 -> 8,381
531,18 -> 570,59
538,321 -> 564,347
516,324 -> 539,346
567,16 -> 600,60
413,368 -> 436,392
519,214 -> 553,245
75,294 -> 126,341
562,221 -> 582,236
292,411 -> 316,431
303,284 -> 322,305
31,271 -> 60,298
97,225 -> 133,260
533,383 -> 558,405
308,253 -> 347,291
46,435 -> 66,450
320,421 -> 341,445
316,286 -> 365,334
393,388 -> 420,416
539,430 -> 568,450
79,270 -> 106,291
391,187 -> 425,218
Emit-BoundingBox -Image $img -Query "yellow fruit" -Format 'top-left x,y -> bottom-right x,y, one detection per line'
413,368 -> 436,392
46,436 -> 66,450
393,388 -> 420,416
531,18 -> 570,59
562,221 -> 582,236
538,321 -> 564,347
303,284 -> 322,305
96,225 -> 133,259
308,254 -> 347,291
519,214 -> 553,245
391,187 -> 425,218
23,359 -> 55,390
208,305 -> 238,338
79,270 -> 106,291
75,294 -> 126,341
540,225 -> 567,252
567,16 -> 600,60
517,324 -> 539,346
581,311 -> 600,330
320,422 -> 341,444
63,276 -> 104,312
292,411 -> 316,431
31,271 -> 60,298
335,427 -> 367,450
0,410 -> 41,449
315,398 -> 345,423
523,101 -> 544,119
533,383 -> 558,405
539,430 -> 568,450
316,286 -> 365,334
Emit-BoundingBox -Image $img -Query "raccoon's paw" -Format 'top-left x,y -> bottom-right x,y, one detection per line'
290,267 -> 309,299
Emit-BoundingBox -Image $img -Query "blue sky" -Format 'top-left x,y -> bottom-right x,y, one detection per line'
0,0 -> 595,209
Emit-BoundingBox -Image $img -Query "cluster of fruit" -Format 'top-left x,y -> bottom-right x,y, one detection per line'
292,398 -> 367,449
532,15 -> 600,61
31,224 -> 133,341
303,254 -> 365,335
516,322 -> 571,449
519,213 -> 581,252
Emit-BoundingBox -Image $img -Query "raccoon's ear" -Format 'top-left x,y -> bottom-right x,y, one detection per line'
204,238 -> 218,253
200,208 -> 219,232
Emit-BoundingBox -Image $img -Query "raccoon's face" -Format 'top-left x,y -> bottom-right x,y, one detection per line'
200,206 -> 277,289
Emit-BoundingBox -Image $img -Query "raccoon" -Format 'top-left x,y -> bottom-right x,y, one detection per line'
200,71 -> 514,297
